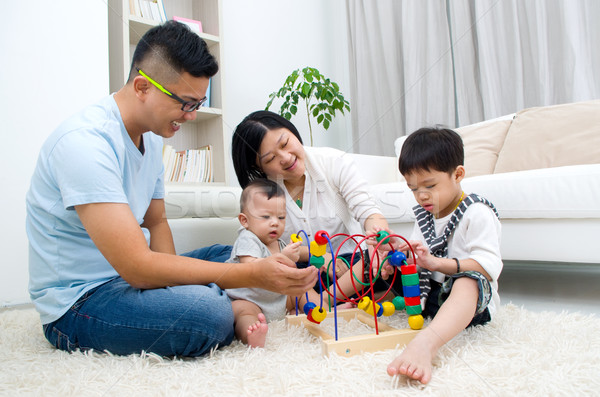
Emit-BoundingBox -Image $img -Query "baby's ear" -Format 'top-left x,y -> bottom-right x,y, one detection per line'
238,213 -> 249,228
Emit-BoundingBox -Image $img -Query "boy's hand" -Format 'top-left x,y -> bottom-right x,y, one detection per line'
409,241 -> 440,272
282,241 -> 302,263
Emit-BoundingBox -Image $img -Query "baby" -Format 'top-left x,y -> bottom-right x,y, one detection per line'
225,179 -> 302,347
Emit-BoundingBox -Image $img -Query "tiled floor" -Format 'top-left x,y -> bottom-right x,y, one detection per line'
499,261 -> 600,317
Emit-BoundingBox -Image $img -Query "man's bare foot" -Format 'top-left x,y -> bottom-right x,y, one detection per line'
246,313 -> 268,348
387,333 -> 437,384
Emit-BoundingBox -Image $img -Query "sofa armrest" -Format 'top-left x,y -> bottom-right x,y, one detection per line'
164,183 -> 242,219
168,217 -> 239,254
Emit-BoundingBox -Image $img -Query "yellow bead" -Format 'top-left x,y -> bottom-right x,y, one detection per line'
357,297 -> 371,311
310,240 -> 327,257
291,233 -> 302,243
363,300 -> 380,316
381,301 -> 395,316
408,314 -> 424,330
311,307 -> 327,323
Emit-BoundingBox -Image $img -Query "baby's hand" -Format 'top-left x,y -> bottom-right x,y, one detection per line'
282,241 -> 301,263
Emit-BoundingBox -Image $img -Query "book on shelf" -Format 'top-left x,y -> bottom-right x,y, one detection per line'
173,16 -> 203,35
203,78 -> 211,108
130,0 -> 167,23
162,145 -> 213,183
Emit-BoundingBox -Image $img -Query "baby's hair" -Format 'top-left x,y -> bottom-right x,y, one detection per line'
398,127 -> 464,176
239,178 -> 284,212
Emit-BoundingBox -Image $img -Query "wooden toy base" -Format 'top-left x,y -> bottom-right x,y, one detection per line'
286,308 -> 421,357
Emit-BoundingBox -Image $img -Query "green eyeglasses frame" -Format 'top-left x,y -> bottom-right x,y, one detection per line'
137,68 -> 207,112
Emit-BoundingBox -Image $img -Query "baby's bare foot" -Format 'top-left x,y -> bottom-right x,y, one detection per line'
246,313 -> 268,348
387,334 -> 436,384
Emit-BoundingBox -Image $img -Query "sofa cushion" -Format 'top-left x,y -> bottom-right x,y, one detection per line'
462,164 -> 600,219
370,182 -> 417,224
494,100 -> 600,174
375,164 -> 600,225
455,118 -> 512,177
394,115 -> 513,178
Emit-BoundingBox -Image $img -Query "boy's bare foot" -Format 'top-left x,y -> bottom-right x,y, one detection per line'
387,332 -> 437,384
246,313 -> 268,348
335,301 -> 354,310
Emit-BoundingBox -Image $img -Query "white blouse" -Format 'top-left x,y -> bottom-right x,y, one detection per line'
275,146 -> 383,254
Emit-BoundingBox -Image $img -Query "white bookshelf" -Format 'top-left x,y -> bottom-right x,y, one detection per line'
108,0 -> 228,184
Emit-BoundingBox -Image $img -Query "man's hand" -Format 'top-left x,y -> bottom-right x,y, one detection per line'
253,253 -> 318,296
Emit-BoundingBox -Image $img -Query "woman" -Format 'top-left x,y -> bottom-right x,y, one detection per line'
232,110 -> 391,302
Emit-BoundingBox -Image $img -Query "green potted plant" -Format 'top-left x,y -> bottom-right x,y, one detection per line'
266,66 -> 351,146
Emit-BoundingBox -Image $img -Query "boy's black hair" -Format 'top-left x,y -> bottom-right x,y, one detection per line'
128,20 -> 218,83
232,111 -> 303,189
240,178 -> 285,212
399,127 -> 464,175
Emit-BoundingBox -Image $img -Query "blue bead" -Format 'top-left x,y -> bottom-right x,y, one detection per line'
402,284 -> 421,298
303,302 -> 316,314
389,251 -> 407,266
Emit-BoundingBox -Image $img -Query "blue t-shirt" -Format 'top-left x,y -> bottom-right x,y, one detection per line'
26,94 -> 165,324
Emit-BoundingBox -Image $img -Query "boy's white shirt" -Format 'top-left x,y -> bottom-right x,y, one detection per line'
409,201 -> 503,316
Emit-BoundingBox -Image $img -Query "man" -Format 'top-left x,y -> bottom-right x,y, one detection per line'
26,21 -> 317,357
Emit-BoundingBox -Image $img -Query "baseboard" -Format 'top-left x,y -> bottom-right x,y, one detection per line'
0,302 -> 34,312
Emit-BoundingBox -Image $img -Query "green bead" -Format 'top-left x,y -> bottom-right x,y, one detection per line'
376,230 -> 390,244
406,304 -> 422,315
401,273 -> 419,286
392,296 -> 405,310
309,255 -> 325,269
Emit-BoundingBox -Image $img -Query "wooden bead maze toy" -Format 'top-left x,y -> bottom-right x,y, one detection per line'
285,229 -> 424,356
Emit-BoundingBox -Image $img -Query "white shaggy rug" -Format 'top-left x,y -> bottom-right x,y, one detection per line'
1,304 -> 599,396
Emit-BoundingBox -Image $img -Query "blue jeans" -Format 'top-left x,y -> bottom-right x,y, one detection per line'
43,244 -> 234,357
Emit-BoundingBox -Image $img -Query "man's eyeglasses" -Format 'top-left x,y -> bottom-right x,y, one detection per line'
137,68 -> 207,112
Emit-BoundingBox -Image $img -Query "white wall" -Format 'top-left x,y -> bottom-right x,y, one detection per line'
0,0 -> 350,306
220,0 -> 352,186
0,1 -> 108,306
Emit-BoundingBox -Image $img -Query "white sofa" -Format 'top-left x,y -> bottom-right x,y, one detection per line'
166,100 -> 600,264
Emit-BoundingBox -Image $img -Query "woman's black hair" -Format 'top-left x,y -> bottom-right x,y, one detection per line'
399,127 -> 464,176
232,110 -> 303,188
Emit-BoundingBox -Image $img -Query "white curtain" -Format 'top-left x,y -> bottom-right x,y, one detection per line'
346,0 -> 600,156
